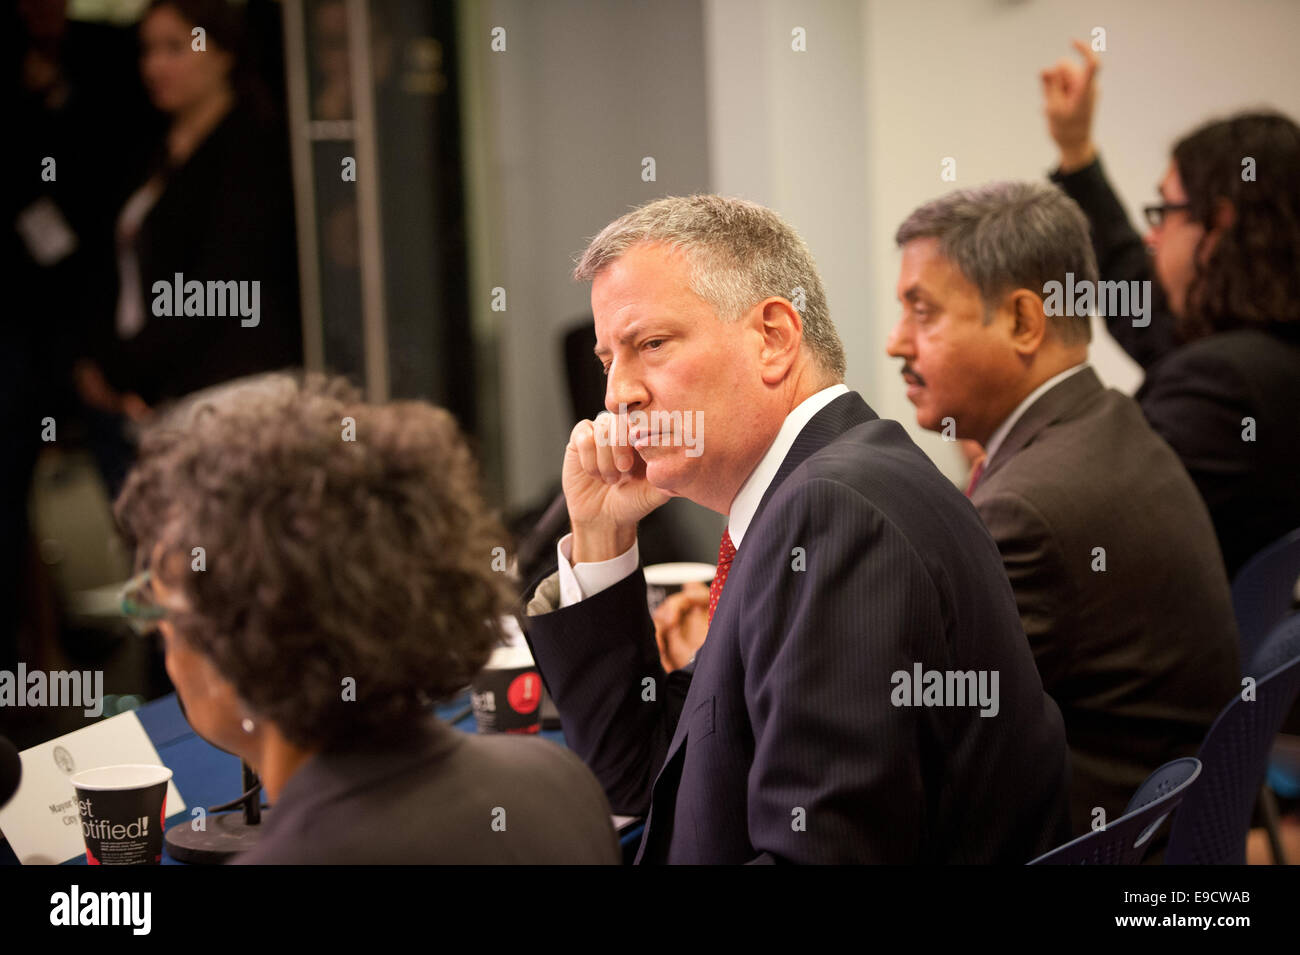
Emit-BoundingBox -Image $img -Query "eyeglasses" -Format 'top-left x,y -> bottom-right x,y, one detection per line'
120,569 -> 169,624
1143,201 -> 1191,229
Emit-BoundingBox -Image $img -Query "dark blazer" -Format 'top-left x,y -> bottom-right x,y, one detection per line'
525,392 -> 1072,863
972,367 -> 1240,834
101,104 -> 302,405
234,716 -> 620,864
1052,158 -> 1300,576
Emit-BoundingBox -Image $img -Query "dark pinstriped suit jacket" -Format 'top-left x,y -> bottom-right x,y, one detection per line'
525,392 -> 1072,863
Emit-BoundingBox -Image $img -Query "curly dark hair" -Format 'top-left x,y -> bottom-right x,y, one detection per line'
1172,111 -> 1300,340
114,374 -> 513,749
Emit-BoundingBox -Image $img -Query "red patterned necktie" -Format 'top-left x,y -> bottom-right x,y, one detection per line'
964,458 -> 986,498
708,528 -> 736,624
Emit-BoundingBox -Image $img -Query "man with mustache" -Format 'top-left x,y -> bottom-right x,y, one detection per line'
524,194 -> 1070,863
887,181 -> 1239,839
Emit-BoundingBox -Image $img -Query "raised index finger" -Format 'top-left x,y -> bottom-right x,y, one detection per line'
1071,37 -> 1100,83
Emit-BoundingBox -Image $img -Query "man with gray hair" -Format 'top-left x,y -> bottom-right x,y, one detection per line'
524,194 -> 1071,863
888,181 -> 1239,842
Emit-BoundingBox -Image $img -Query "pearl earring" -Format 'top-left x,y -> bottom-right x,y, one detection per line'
241,718 -> 256,734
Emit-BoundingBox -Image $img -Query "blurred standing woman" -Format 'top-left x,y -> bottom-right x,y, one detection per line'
77,0 -> 301,493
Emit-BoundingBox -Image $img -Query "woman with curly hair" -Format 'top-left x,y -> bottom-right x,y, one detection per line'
114,374 -> 618,864
1041,41 -> 1300,576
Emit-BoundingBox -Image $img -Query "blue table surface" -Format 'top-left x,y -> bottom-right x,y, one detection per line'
3,691 -> 640,865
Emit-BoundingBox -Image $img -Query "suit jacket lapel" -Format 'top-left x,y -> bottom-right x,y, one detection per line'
638,391 -> 878,860
981,366 -> 1104,484
748,392 -> 878,534
699,391 -> 876,643
714,392 -> 875,644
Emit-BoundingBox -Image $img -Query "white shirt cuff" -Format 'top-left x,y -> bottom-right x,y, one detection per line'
556,532 -> 639,607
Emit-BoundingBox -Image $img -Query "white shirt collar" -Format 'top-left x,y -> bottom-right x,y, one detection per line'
983,363 -> 1089,465
726,384 -> 850,548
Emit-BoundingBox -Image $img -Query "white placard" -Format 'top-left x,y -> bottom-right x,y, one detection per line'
0,711 -> 185,864
15,197 -> 78,266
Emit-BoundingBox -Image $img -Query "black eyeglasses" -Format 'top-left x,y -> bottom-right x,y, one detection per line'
1143,201 -> 1191,229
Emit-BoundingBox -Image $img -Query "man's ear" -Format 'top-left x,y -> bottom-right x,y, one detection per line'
756,297 -> 803,385
1007,289 -> 1048,357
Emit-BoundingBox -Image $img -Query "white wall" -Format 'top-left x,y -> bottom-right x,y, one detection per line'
704,0 -> 874,429
462,0 -> 713,510
862,0 -> 1300,478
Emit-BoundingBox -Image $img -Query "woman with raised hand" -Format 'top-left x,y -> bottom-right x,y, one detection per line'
1041,40 -> 1300,576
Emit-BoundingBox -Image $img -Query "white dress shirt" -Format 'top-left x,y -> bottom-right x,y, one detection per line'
981,363 -> 1090,466
555,383 -> 851,606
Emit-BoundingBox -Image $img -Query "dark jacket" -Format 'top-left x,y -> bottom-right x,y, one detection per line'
525,392 -> 1072,863
101,103 -> 302,404
973,366 -> 1240,835
1052,158 -> 1300,576
234,716 -> 620,864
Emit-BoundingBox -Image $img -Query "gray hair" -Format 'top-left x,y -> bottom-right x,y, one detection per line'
894,181 -> 1098,345
574,195 -> 846,380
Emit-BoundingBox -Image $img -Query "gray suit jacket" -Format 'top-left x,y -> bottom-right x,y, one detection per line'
973,366 -> 1240,835
234,716 -> 620,864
